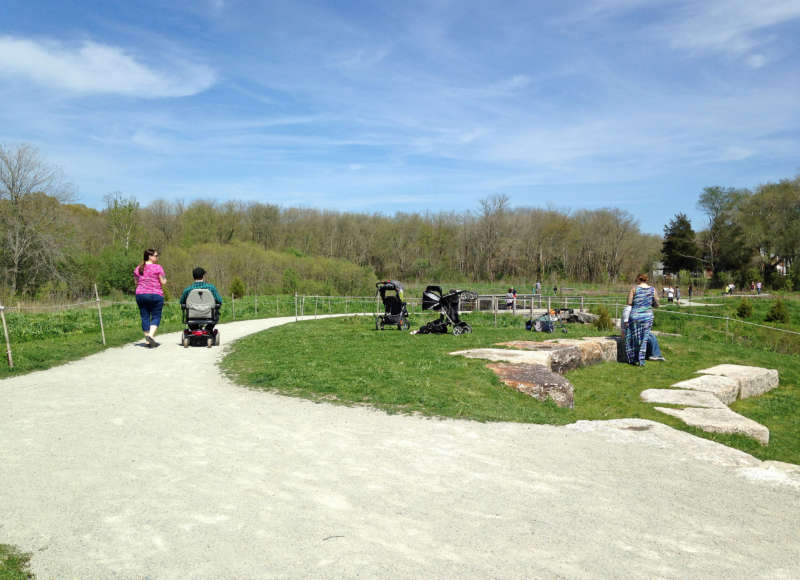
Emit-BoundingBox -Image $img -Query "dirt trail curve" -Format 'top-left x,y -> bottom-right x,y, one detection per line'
1,315 -> 799,579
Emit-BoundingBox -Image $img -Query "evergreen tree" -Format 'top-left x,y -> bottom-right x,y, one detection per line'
662,213 -> 699,274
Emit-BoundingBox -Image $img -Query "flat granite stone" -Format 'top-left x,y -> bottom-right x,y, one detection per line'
654,406 -> 769,445
487,363 -> 574,408
450,348 -> 553,367
696,364 -> 779,399
640,389 -> 727,409
672,375 -> 739,405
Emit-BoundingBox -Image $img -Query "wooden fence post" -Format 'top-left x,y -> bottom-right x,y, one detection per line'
232,295 -> 236,320
294,293 -> 298,321
254,295 -> 258,316
0,304 -> 12,368
93,284 -> 106,346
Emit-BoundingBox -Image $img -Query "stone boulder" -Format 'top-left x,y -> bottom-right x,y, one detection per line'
696,364 -> 779,399
566,311 -> 599,324
487,363 -> 574,408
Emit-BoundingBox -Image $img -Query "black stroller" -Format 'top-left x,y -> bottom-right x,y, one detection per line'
417,285 -> 477,335
375,281 -> 410,331
181,288 -> 221,347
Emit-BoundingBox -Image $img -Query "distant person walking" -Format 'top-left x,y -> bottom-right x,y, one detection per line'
506,288 -> 515,310
625,273 -> 659,366
756,281 -> 762,294
134,248 -> 167,348
688,283 -> 693,300
535,281 -> 541,295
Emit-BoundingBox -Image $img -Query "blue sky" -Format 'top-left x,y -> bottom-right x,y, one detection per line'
1,0 -> 799,234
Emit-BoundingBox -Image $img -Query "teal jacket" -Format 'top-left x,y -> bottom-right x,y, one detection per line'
180,281 -> 223,305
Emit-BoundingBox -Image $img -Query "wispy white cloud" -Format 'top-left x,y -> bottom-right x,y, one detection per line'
325,47 -> 391,71
654,0 -> 800,64
576,0 -> 800,66
0,36 -> 215,97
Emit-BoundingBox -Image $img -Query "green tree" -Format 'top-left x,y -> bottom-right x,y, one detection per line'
662,213 -> 699,274
765,298 -> 789,323
230,275 -> 245,298
697,186 -> 752,279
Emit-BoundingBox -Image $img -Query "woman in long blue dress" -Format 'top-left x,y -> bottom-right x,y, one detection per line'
625,273 -> 659,365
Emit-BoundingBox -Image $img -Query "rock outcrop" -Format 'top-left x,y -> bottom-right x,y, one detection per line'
487,363 -> 574,408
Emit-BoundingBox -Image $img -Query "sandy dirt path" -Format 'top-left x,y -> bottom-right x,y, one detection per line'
1,315 -> 799,579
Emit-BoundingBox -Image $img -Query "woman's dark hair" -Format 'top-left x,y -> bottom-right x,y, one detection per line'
636,273 -> 649,283
138,249 -> 157,276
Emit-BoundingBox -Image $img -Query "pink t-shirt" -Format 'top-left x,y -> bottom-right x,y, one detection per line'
134,263 -> 166,296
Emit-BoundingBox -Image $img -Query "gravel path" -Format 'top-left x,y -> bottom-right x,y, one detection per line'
1,315 -> 799,579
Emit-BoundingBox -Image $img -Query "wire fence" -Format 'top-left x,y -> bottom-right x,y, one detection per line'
0,290 -> 796,368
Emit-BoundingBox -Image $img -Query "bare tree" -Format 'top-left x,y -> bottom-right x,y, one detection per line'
103,191 -> 140,251
0,144 -> 73,295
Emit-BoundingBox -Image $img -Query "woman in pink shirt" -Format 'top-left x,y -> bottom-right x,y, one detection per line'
133,248 -> 167,347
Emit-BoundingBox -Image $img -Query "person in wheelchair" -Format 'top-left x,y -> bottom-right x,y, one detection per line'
180,267 -> 223,331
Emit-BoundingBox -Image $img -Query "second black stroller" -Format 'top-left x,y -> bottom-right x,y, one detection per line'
417,285 -> 477,335
375,281 -> 410,330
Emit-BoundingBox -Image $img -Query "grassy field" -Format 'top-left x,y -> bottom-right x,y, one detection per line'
0,544 -> 32,580
222,312 -> 800,465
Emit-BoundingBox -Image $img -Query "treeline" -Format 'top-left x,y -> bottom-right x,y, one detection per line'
662,176 -> 800,290
2,144 -> 665,300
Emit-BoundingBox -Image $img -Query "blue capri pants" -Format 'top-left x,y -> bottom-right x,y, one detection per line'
135,293 -> 164,331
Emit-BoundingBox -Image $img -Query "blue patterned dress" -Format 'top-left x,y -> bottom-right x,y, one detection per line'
625,286 -> 655,365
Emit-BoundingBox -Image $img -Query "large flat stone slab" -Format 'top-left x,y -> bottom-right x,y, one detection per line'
654,406 -> 769,445
487,363 -> 574,408
450,348 -> 553,366
672,375 -> 739,405
640,389 -> 727,409
697,364 -> 779,399
495,341 -> 584,373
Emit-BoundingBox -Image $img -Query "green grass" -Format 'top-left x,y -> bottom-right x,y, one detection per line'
0,544 -> 33,580
222,313 -> 800,464
0,295 -> 377,379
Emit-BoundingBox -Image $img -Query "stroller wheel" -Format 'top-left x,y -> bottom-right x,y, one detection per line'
207,336 -> 214,348
374,317 -> 381,331
401,319 -> 410,331
182,335 -> 189,348
452,325 -> 463,336
215,332 -> 220,346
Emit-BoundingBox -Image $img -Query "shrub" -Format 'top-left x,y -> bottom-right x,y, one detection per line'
765,298 -> 789,324
230,276 -> 245,299
736,298 -> 753,319
593,304 -> 613,331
